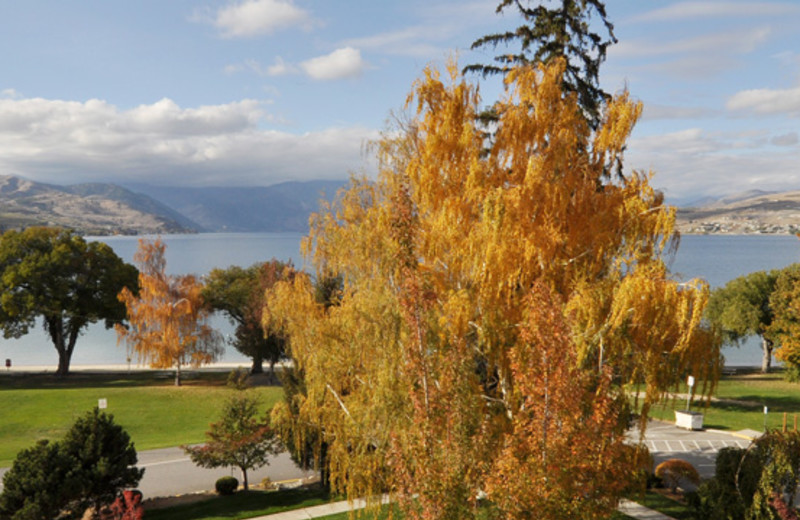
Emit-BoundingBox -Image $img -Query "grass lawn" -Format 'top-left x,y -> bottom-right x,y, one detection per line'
646,371 -> 800,432
145,488 -> 332,520
0,370 -> 282,467
640,491 -> 693,520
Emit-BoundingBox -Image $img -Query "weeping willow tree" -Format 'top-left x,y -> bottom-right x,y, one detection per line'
267,59 -> 721,520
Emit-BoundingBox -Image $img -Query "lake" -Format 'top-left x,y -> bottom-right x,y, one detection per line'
1,233 -> 798,368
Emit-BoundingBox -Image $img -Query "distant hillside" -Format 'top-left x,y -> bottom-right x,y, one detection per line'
126,180 -> 347,232
677,189 -> 800,234
0,175 -> 199,235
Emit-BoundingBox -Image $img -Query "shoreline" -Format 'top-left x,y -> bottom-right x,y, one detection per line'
1,362 -> 767,375
0,361 -> 255,374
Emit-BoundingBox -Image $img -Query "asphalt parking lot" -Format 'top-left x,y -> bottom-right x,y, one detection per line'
632,420 -> 759,479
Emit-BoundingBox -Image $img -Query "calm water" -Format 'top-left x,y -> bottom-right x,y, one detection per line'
2,233 -> 798,368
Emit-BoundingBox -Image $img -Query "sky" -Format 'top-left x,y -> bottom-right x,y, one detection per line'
0,1 -> 799,204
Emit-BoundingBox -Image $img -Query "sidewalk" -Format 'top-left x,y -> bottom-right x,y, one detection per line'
246,497 -> 676,520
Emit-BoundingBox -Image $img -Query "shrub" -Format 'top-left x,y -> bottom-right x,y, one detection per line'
655,459 -> 700,493
0,409 -> 142,520
104,490 -> 144,520
215,476 -> 239,495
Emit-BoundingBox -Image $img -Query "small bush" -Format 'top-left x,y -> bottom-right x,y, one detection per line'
784,365 -> 800,383
215,476 -> 239,495
655,459 -> 700,493
227,368 -> 251,390
261,477 -> 273,490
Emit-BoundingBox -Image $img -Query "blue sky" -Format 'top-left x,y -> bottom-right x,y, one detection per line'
0,1 -> 798,203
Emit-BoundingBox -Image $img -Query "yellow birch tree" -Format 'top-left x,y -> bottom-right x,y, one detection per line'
116,239 -> 222,386
266,59 -> 721,519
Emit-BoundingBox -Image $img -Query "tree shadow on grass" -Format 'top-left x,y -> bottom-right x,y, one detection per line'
0,370 -> 231,390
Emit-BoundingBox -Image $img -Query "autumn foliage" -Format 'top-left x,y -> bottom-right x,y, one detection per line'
116,239 -> 222,385
266,60 -> 720,519
103,490 -> 143,520
655,459 -> 700,493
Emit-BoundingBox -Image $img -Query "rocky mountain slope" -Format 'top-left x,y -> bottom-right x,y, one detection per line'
0,175 -> 199,235
0,175 -> 347,235
676,190 -> 800,234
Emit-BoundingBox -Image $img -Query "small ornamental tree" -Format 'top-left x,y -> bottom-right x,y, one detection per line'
117,239 -> 223,386
183,393 -> 280,491
655,459 -> 700,494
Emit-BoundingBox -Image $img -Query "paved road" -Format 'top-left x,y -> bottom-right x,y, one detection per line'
136,447 -> 315,498
0,448 -> 314,499
0,421 -> 757,499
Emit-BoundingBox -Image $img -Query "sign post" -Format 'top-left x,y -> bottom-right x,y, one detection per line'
686,375 -> 695,411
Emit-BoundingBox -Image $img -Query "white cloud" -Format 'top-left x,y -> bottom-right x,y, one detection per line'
641,104 -> 718,121
0,96 -> 376,186
727,86 -> 800,116
629,2 -> 800,23
210,0 -> 311,38
772,131 -> 799,146
626,126 -> 800,200
343,27 -> 444,58
267,56 -> 297,77
612,27 -> 771,59
300,47 -> 366,80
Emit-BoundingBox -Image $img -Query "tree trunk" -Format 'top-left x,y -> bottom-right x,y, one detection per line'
56,350 -> 72,377
175,361 -> 182,386
241,467 -> 249,491
46,317 -> 70,377
762,337 -> 772,374
251,357 -> 264,375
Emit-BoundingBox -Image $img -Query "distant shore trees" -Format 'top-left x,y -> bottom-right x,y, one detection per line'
0,227 -> 138,376
706,269 -> 779,373
203,260 -> 297,377
706,264 -> 800,377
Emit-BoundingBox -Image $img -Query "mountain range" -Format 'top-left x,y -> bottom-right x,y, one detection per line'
676,189 -> 800,234
0,174 -> 346,235
3,173 -> 800,236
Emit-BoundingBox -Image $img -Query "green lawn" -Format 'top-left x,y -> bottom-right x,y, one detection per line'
145,488 -> 332,520
0,370 -> 282,467
646,371 -> 800,433
640,491 -> 693,519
